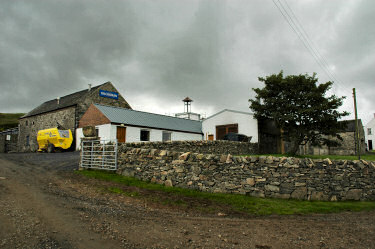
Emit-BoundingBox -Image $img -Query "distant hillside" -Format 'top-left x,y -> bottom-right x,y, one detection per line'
0,113 -> 25,131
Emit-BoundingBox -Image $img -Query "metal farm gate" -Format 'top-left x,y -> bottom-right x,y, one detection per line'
80,140 -> 118,171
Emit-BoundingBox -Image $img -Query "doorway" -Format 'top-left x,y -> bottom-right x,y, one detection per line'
369,140 -> 373,151
116,126 -> 126,143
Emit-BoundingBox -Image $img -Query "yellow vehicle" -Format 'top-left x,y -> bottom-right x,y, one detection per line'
37,128 -> 73,153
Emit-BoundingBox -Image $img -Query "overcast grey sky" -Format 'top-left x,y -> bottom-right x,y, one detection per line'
0,0 -> 374,124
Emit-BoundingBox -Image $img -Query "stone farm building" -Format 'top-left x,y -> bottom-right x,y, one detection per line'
0,128 -> 19,153
18,82 -> 131,152
12,80 -> 364,156
76,104 -> 204,149
201,109 -> 258,142
75,104 -> 259,149
298,119 -> 366,156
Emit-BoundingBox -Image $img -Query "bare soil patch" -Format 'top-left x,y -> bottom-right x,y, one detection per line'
1,152 -> 375,248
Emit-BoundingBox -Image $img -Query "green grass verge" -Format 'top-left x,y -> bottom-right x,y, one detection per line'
75,169 -> 375,216
242,154 -> 375,161
106,186 -> 139,197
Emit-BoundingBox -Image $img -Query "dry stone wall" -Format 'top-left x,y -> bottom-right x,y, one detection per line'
117,146 -> 375,201
122,140 -> 258,156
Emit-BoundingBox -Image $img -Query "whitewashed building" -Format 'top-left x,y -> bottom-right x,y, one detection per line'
365,114 -> 375,151
76,104 -> 203,149
202,109 -> 258,142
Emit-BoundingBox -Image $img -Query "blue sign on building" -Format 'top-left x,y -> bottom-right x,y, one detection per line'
99,90 -> 119,100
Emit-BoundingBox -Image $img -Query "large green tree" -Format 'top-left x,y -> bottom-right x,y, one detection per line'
249,71 -> 349,155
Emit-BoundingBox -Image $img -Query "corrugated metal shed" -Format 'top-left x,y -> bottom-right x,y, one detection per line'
94,104 -> 202,134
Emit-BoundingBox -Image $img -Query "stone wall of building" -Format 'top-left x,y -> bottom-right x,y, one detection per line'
75,82 -> 132,129
0,128 -> 19,153
117,147 -> 375,201
299,132 -> 367,156
18,106 -> 76,152
120,140 -> 259,156
5,133 -> 18,152
0,134 -> 5,153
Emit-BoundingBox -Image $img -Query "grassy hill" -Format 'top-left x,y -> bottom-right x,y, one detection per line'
0,113 -> 25,131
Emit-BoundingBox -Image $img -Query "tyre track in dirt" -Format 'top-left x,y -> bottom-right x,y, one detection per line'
0,157 -> 125,248
1,153 -> 375,248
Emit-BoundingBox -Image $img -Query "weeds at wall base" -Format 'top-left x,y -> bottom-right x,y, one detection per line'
75,169 -> 375,216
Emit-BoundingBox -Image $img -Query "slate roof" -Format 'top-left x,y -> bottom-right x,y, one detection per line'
21,83 -> 106,118
94,104 -> 202,134
339,119 -> 363,132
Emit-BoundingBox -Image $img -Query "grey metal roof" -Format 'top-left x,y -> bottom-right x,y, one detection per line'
205,109 -> 255,120
94,104 -> 202,134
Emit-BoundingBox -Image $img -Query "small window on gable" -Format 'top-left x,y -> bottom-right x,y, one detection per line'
140,130 -> 150,141
368,128 -> 372,135
162,131 -> 172,142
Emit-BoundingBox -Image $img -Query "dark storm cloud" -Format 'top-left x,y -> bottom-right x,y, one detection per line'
0,0 -> 374,123
0,0 -> 140,109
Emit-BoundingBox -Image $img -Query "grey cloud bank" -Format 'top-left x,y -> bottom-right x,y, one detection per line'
0,0 -> 374,124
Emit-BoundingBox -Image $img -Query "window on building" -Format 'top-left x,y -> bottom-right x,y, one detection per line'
368,128 -> 372,135
162,131 -> 172,142
95,128 -> 99,137
26,135 -> 30,146
25,120 -> 28,126
140,130 -> 150,141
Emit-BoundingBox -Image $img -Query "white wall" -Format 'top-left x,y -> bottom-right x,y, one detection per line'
172,132 -> 203,141
76,124 -> 203,149
365,116 -> 375,150
202,110 -> 258,142
75,123 -> 113,150
75,128 -> 84,149
97,124 -> 113,141
124,126 -> 202,142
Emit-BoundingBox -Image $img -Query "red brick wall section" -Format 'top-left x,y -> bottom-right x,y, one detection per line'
78,104 -> 110,128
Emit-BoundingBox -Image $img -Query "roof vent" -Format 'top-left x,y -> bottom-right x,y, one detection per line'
88,84 -> 92,91
183,97 -> 193,113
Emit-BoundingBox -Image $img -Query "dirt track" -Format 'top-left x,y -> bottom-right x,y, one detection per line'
1,152 -> 375,249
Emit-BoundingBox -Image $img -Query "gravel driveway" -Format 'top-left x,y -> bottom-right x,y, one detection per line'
1,152 -> 375,249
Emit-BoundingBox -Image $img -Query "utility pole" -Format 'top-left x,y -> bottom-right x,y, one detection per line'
353,88 -> 360,160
